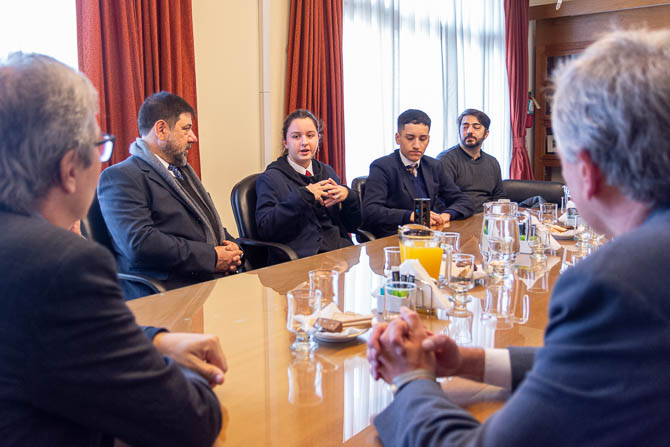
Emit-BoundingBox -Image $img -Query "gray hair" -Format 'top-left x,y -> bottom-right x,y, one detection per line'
0,52 -> 99,214
552,29 -> 670,207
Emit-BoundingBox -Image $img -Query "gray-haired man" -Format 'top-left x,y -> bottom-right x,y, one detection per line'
367,29 -> 670,447
0,53 -> 224,447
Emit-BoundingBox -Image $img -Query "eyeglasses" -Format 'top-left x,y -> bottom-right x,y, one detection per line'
95,134 -> 115,162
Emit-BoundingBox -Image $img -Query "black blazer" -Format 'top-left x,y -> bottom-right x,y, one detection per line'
362,150 -> 474,238
0,208 -> 221,446
98,155 -> 238,298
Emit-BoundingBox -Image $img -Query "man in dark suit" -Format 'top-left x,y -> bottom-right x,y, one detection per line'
98,92 -> 243,300
362,109 -> 473,238
366,30 -> 670,446
0,53 -> 225,446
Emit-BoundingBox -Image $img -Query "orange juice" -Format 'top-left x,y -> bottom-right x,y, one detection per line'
399,244 -> 443,279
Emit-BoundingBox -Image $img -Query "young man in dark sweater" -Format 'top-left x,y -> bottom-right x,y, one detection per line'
437,109 -> 505,212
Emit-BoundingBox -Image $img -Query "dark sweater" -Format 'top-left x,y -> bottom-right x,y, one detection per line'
437,144 -> 505,212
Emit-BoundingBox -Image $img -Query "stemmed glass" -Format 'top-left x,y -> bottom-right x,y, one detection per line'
286,287 -> 321,352
448,253 -> 475,308
528,224 -> 549,269
446,253 -> 475,345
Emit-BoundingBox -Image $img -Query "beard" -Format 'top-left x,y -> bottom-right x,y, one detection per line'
460,134 -> 483,149
163,140 -> 189,167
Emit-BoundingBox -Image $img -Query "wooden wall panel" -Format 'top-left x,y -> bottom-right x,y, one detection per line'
532,4 -> 670,180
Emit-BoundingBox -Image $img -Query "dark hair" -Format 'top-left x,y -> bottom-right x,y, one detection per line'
457,108 -> 491,130
137,91 -> 196,136
281,109 -> 322,155
397,109 -> 431,132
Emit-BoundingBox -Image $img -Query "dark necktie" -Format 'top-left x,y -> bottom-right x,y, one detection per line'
168,164 -> 184,181
406,163 -> 418,177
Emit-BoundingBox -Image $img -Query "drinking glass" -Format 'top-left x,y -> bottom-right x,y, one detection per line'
528,224 -> 549,264
516,267 -> 549,293
448,254 -> 475,308
309,269 -> 339,308
540,203 -> 558,226
286,287 -> 321,352
447,309 -> 473,345
383,247 -> 402,278
438,232 -> 460,286
383,281 -> 416,321
574,216 -> 595,254
398,225 -> 444,281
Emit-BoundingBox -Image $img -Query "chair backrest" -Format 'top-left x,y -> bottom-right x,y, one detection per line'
230,173 -> 262,240
351,176 -> 367,202
81,193 -> 115,253
502,179 -> 564,205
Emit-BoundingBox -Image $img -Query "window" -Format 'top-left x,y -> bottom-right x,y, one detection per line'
343,0 -> 511,181
0,1 -> 78,69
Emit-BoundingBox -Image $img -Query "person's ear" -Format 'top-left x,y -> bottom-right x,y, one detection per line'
577,151 -> 603,199
483,129 -> 490,140
395,132 -> 401,145
59,149 -> 78,194
154,120 -> 169,141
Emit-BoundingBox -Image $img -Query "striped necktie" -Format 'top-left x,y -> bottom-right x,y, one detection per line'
406,163 -> 418,177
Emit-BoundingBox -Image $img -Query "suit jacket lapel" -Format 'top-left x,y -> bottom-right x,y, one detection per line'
140,163 -> 195,212
421,159 -> 435,198
394,152 -> 416,201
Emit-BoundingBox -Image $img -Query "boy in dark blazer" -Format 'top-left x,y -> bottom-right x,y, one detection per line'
362,109 -> 473,238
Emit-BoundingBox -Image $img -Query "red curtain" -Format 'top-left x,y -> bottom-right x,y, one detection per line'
76,0 -> 201,176
285,0 -> 346,183
505,0 -> 533,180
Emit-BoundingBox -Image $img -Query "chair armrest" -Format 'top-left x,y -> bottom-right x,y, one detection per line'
355,228 -> 377,244
118,273 -> 166,295
237,237 -> 299,270
237,237 -> 299,261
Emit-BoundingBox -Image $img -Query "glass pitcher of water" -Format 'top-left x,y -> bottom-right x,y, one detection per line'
480,201 -> 530,275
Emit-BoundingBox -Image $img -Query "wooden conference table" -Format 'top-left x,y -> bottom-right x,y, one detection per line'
128,214 -> 566,446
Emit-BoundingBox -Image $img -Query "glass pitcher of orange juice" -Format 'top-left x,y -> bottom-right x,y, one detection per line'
397,224 -> 444,281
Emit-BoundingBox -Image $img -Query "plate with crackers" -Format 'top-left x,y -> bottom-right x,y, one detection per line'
314,304 -> 372,343
549,224 -> 582,240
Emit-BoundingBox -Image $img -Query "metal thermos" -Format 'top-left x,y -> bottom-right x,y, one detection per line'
413,198 -> 431,228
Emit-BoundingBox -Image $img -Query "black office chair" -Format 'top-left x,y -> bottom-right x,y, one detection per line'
502,179 -> 564,205
350,176 -> 376,243
80,194 -> 166,295
230,173 -> 298,270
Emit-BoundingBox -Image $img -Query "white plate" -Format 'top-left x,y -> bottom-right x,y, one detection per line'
551,228 -> 583,240
314,327 -> 369,343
